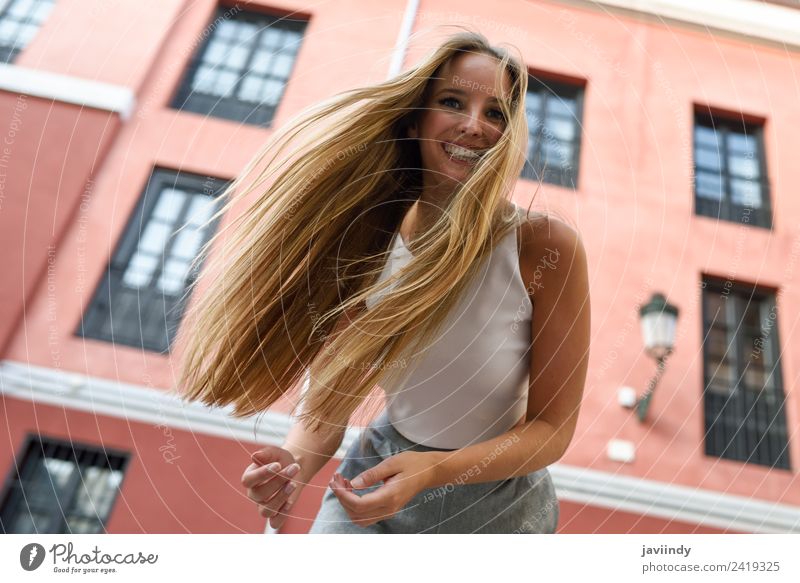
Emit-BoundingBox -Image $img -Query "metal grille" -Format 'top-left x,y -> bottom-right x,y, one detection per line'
693,111 -> 772,228
0,436 -> 129,534
701,277 -> 790,469
0,0 -> 54,64
171,7 -> 306,127
520,75 -> 583,189
77,168 -> 228,353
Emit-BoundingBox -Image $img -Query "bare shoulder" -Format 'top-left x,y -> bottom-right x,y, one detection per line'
516,212 -> 587,303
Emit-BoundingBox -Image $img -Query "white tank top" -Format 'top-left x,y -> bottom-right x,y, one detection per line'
365,204 -> 533,449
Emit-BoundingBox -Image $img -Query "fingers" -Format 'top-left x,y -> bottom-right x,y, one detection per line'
247,463 -> 300,503
330,473 -> 390,524
265,487 -> 298,530
243,461 -> 300,492
259,478 -> 297,520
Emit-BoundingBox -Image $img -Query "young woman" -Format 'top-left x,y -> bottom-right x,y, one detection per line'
178,30 -> 590,534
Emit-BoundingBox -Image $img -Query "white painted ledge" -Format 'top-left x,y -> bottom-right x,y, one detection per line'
0,64 -> 136,119
559,0 -> 800,49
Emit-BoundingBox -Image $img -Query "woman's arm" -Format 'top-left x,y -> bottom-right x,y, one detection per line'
425,218 -> 591,488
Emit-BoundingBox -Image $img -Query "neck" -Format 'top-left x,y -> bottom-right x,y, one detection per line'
405,178 -> 458,240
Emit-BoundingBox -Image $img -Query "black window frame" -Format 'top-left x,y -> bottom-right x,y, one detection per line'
0,435 -> 129,534
700,276 -> 791,470
693,109 -> 772,229
0,0 -> 55,64
170,4 -> 307,127
520,73 -> 584,189
76,167 -> 229,354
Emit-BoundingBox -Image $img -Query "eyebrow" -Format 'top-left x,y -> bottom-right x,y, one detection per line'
437,87 -> 501,103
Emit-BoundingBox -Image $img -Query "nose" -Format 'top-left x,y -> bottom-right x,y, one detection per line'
457,107 -> 484,137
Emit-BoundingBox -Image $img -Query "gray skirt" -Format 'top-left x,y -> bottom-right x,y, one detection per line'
308,410 -> 559,534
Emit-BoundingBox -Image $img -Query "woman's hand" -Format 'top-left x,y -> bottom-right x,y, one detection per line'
243,446 -> 302,530
330,450 -> 441,528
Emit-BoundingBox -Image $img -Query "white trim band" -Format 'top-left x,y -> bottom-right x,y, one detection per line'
1,359 -> 798,533
559,0 -> 800,50
0,64 -> 136,120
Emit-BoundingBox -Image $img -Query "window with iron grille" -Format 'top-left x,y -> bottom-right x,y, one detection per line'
170,6 -> 306,127
521,75 -> 583,189
0,436 -> 129,534
77,168 -> 228,353
701,277 -> 790,470
0,0 -> 55,64
693,110 -> 772,228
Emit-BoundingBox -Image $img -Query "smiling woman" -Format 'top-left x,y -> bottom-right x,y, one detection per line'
177,29 -> 589,534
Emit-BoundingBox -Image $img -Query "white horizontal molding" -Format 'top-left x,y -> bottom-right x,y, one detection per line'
560,0 -> 800,49
552,465 -> 800,534
2,359 -> 798,533
0,64 -> 136,119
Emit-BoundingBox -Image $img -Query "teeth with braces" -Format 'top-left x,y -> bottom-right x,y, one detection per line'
444,143 -> 481,161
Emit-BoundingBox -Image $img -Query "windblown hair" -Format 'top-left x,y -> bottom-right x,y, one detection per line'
176,29 -> 534,439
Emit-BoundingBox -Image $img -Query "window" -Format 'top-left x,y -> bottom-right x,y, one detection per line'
77,168 -> 228,353
171,6 -> 306,127
521,75 -> 583,189
701,277 -> 790,470
693,110 -> 772,228
0,436 -> 128,534
0,0 -> 55,64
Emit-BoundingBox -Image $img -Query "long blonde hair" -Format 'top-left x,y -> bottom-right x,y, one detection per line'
176,30 -> 533,438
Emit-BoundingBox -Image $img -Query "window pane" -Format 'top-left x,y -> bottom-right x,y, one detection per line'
138,222 -> 172,255
121,252 -> 158,288
249,51 -> 273,74
545,116 -> 576,142
214,20 -> 238,40
524,91 -> 542,113
727,132 -> 756,155
210,70 -> 238,97
545,95 -> 576,117
695,146 -> 722,171
706,326 -> 731,360
152,188 -> 187,222
696,170 -> 723,200
0,21 -> 17,44
237,75 -> 264,102
227,44 -> 251,71
170,227 -> 203,259
259,27 -> 282,48
190,65 -> 218,95
185,195 -> 217,227
270,53 -> 294,78
261,78 -> 284,105
72,467 -> 122,519
728,154 -> 759,179
695,124 -> 719,148
730,178 -> 762,208
203,40 -> 229,67
10,0 -> 36,18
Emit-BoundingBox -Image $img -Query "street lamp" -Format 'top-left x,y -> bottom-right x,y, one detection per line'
635,292 -> 679,422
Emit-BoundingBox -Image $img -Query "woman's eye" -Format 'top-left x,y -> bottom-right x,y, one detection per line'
487,109 -> 505,121
439,97 -> 461,108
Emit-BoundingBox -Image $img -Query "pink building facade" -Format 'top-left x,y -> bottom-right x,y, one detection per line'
0,0 -> 797,534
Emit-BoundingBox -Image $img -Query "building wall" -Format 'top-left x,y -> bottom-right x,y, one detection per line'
0,0 -> 797,534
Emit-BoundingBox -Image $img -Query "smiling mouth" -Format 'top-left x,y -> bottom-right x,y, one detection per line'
442,142 -> 485,164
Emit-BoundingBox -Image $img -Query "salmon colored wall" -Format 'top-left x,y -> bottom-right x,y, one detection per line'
0,95 -> 121,358
556,500 -> 742,534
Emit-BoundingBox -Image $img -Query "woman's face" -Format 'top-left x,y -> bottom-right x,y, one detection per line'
408,52 -> 511,189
